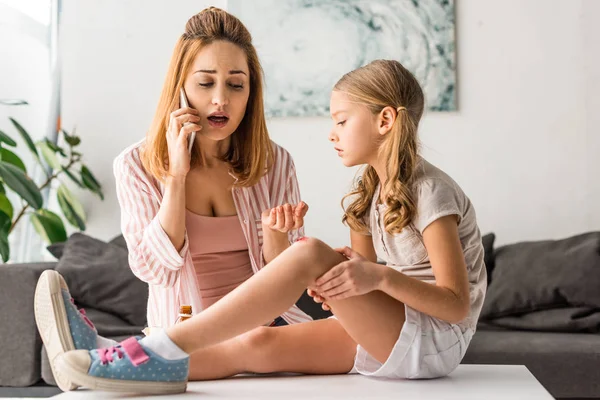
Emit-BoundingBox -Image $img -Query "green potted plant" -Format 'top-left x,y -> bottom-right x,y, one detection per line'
0,99 -> 103,262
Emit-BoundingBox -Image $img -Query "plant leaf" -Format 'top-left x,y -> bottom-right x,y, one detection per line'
37,140 -> 62,170
30,209 -> 67,244
80,165 -> 104,200
61,129 -> 81,147
46,140 -> 67,157
57,184 -> 86,230
0,193 -> 14,220
9,117 -> 39,160
61,167 -> 84,188
0,130 -> 17,147
0,210 -> 10,262
0,148 -> 27,173
0,99 -> 28,106
66,136 -> 81,147
0,182 -> 5,194
0,162 -> 43,209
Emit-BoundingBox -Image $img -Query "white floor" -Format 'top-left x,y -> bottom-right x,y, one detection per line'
49,365 -> 553,399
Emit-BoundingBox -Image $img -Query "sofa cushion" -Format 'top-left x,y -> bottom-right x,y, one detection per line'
0,262 -> 56,387
484,306 -> 600,333
108,234 -> 127,249
47,234 -> 127,260
55,233 -> 148,327
82,307 -> 145,338
46,242 -> 65,259
463,327 -> 600,399
481,231 -> 600,320
481,233 -> 495,284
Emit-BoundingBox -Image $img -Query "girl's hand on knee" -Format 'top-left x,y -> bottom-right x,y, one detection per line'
307,288 -> 331,311
315,247 -> 387,301
261,202 -> 308,233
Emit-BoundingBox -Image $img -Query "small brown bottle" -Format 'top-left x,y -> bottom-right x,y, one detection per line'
177,305 -> 193,323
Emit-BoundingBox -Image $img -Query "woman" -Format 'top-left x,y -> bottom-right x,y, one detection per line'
34,7 -> 311,391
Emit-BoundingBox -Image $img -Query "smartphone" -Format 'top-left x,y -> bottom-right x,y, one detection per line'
179,88 -> 196,154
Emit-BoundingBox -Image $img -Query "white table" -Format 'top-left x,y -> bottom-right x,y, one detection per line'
51,365 -> 553,399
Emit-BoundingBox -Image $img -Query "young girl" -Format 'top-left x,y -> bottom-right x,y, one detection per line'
47,58 -> 487,393
34,7 -> 311,392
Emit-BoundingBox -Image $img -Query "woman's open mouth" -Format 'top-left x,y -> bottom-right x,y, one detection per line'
207,115 -> 229,128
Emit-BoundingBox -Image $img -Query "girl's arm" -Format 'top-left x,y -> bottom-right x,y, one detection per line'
350,230 -> 377,263
379,215 -> 470,323
316,215 -> 470,324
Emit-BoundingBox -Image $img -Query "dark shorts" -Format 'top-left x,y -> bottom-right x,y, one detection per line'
269,316 -> 288,327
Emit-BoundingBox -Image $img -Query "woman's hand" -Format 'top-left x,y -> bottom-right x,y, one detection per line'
166,106 -> 202,178
261,202 -> 308,233
314,247 -> 387,301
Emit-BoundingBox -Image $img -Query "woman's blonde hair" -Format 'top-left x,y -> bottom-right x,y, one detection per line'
141,7 -> 273,186
337,60 -> 425,235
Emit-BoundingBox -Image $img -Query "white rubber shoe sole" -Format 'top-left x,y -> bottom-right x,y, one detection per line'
57,351 -> 188,394
34,270 -> 78,391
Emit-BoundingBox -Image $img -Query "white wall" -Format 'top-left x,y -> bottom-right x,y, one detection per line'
60,0 -> 600,247
583,0 -> 600,230
59,0 -> 226,239
1,1 -> 53,261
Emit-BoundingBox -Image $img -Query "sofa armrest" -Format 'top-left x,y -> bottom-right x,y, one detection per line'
0,262 -> 56,387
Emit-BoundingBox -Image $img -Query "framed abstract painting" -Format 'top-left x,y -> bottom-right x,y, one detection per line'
228,0 -> 457,117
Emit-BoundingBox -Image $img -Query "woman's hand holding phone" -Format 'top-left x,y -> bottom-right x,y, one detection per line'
166,89 -> 201,179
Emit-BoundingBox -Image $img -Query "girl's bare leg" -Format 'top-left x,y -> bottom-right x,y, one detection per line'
188,318 -> 356,380
187,334 -> 250,380
169,238 -> 404,364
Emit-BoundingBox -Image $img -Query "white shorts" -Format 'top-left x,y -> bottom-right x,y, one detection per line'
350,305 -> 474,379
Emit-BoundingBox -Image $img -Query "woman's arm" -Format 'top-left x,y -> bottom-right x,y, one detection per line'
261,156 -> 307,264
114,155 -> 189,289
262,205 -> 297,264
157,175 -> 187,252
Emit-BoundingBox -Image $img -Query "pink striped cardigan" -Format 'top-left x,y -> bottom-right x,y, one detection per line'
113,140 -> 313,328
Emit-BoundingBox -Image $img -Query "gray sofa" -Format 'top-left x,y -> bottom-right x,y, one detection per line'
1,233 -> 599,399
463,231 -> 600,399
0,233 -> 146,398
463,324 -> 600,399
0,264 -> 145,398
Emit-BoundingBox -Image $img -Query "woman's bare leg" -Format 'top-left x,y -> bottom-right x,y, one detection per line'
168,238 -> 404,364
188,319 -> 356,380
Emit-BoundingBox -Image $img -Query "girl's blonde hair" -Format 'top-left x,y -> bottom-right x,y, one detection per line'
141,7 -> 273,186
337,60 -> 425,235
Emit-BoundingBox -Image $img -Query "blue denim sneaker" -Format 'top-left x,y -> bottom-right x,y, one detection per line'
34,270 -> 98,391
57,337 -> 189,394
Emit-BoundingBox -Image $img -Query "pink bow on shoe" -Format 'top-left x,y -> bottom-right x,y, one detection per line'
98,337 -> 150,367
